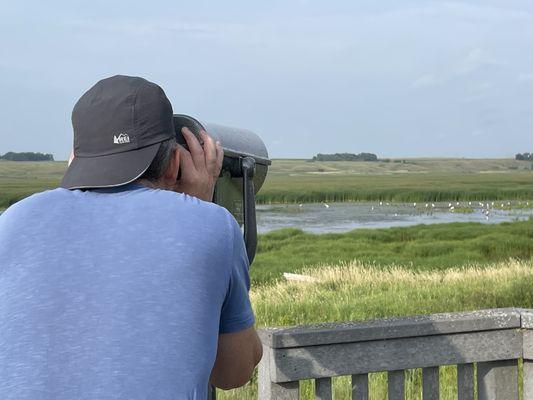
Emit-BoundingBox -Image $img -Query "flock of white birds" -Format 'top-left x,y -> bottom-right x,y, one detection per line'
297,200 -> 533,221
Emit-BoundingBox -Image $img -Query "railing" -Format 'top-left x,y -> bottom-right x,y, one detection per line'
257,308 -> 533,399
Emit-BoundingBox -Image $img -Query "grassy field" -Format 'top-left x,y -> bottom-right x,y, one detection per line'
1,158 -> 533,208
251,218 -> 533,285
0,160 -> 66,209
257,158 -> 533,203
220,259 -> 533,399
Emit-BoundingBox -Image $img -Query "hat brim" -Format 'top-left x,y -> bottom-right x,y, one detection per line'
60,142 -> 162,189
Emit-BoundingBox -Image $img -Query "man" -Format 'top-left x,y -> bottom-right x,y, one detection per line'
0,75 -> 262,400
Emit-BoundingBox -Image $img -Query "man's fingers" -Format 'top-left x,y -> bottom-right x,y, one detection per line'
177,144 -> 195,177
200,130 -> 217,171
215,141 -> 224,177
181,127 -> 204,170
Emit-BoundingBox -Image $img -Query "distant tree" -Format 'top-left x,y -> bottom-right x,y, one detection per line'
516,153 -> 532,161
1,152 -> 54,161
312,152 -> 378,162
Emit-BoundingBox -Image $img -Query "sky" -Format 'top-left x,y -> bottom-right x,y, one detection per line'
1,0 -> 533,159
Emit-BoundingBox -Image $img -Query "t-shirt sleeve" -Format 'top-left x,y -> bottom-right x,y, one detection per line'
219,214 -> 255,334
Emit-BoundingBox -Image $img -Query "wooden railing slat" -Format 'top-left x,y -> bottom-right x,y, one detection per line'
422,367 -> 439,400
351,374 -> 369,400
388,370 -> 405,400
524,360 -> 533,400
477,360 -> 518,400
457,363 -> 474,400
315,377 -> 332,400
260,309 -> 521,349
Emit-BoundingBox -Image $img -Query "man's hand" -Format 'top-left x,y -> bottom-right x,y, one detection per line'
174,127 -> 223,202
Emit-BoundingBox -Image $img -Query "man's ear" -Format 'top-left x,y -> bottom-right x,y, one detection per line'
162,146 -> 180,186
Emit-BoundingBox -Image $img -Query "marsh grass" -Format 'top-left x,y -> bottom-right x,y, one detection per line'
258,172 -> 533,204
452,206 -> 475,213
219,259 -> 533,399
258,159 -> 533,203
252,219 -> 533,284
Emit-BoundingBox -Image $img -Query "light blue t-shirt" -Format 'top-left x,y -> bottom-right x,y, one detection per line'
0,183 -> 254,400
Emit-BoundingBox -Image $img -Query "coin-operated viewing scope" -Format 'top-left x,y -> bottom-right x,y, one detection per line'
174,115 -> 271,265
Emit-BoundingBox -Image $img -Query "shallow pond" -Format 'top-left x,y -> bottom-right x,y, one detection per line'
257,201 -> 533,233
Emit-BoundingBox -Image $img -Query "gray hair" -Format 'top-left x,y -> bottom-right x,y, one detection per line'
138,137 -> 177,183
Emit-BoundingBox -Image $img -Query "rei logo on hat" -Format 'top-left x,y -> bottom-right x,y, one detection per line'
113,133 -> 130,144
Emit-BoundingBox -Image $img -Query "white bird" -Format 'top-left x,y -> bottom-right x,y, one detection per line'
448,203 -> 452,207
431,203 -> 435,208
450,206 -> 455,210
425,203 -> 429,208
379,201 -> 383,206
469,201 -> 472,206
324,203 -> 330,209
371,206 -> 375,211
299,204 -> 303,207
413,202 -> 417,207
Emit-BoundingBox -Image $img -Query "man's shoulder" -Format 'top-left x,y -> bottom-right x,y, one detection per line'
1,188 -> 67,216
141,188 -> 230,217
127,187 -> 237,232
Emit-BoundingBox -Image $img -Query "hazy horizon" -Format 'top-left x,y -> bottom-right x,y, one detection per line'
2,1 -> 533,159
1,155 -> 527,163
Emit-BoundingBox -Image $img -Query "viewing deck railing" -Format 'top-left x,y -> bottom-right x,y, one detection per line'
257,308 -> 533,399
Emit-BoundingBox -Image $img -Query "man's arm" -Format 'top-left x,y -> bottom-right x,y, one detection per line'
210,327 -> 263,389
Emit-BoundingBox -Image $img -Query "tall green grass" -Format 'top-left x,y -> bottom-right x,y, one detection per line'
219,259 -> 533,399
252,219 -> 533,285
257,172 -> 533,204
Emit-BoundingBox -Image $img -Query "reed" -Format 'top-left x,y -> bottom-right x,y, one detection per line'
257,172 -> 533,204
251,218 -> 533,285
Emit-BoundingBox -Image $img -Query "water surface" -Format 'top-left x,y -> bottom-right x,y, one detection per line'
257,201 -> 533,233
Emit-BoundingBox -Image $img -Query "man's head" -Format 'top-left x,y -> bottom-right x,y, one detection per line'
61,75 -> 177,190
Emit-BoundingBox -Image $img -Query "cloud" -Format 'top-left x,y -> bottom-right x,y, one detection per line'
413,48 -> 502,90
64,18 -> 224,37
412,74 -> 440,88
518,73 -> 533,83
453,48 -> 501,76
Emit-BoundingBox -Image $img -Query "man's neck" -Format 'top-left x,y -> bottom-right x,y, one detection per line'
135,179 -> 170,190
